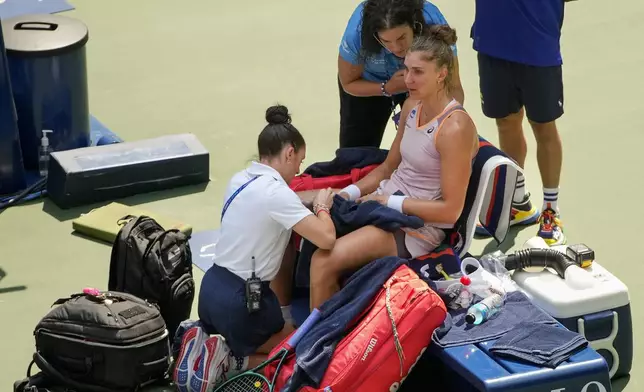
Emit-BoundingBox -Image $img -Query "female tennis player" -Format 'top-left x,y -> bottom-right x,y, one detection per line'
313,24 -> 478,309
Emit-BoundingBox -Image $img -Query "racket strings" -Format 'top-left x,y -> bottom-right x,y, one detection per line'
216,373 -> 270,392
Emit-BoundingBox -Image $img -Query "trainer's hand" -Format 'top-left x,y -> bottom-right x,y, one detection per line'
313,188 -> 334,210
357,193 -> 388,206
385,70 -> 407,94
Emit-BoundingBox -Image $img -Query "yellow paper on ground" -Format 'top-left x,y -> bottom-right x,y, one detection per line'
72,202 -> 193,244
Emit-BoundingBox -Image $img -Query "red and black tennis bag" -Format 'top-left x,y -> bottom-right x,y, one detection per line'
264,265 -> 447,392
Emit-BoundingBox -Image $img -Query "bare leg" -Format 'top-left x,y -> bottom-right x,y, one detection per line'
270,235 -> 297,306
529,120 -> 562,189
256,323 -> 296,354
247,354 -> 267,368
496,108 -> 527,168
309,226 -> 397,310
236,324 -> 296,372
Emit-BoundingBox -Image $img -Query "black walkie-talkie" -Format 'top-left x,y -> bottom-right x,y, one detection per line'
245,256 -> 262,313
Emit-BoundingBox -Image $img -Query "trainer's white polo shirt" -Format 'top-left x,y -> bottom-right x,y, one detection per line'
213,162 -> 313,281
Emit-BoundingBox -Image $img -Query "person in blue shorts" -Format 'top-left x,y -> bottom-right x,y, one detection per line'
338,0 -> 464,148
173,105 -> 337,391
472,0 -> 571,245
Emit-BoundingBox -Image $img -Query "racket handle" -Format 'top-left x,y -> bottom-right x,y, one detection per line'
287,308 -> 321,347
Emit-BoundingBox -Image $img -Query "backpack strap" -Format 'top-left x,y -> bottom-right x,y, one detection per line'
50,294 -> 84,306
13,361 -> 48,392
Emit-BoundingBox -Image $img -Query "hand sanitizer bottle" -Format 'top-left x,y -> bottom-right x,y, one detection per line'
39,130 -> 53,177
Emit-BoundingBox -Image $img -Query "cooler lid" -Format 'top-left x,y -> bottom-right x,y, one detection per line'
512,260 -> 630,319
1,14 -> 89,57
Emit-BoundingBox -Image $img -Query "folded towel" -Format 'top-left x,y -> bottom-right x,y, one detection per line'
446,137 -> 519,257
490,321 -> 589,368
295,195 -> 423,287
431,291 -> 558,348
303,147 -> 388,177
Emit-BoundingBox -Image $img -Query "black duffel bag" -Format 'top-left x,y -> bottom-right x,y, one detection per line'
27,290 -> 171,392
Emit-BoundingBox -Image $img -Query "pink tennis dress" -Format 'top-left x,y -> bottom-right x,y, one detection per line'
377,99 -> 471,257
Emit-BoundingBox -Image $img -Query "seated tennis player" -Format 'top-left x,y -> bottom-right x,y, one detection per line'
309,25 -> 479,309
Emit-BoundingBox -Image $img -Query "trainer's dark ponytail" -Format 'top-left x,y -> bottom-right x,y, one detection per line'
258,105 -> 306,159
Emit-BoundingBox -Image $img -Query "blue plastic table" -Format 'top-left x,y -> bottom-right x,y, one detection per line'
427,337 -> 611,392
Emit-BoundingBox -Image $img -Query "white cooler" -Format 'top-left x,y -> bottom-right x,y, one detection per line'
511,245 -> 632,379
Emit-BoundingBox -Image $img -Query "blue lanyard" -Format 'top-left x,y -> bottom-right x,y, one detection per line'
221,175 -> 261,222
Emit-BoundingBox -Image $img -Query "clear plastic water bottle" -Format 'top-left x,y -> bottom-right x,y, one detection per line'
460,257 -> 506,298
465,293 -> 505,325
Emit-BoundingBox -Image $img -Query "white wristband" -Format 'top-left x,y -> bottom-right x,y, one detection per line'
341,184 -> 361,201
387,195 -> 408,213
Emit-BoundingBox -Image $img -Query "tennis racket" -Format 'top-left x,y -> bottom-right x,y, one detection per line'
213,308 -> 321,392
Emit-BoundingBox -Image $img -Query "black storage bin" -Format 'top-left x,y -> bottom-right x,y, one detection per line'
2,14 -> 90,171
0,20 -> 26,195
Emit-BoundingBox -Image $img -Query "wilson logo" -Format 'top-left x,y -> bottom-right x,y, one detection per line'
361,338 -> 378,361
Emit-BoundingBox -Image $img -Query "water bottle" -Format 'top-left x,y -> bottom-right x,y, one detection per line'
460,257 -> 505,299
465,293 -> 504,325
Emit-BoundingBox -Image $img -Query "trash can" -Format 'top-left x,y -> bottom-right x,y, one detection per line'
0,20 -> 26,195
2,14 -> 90,171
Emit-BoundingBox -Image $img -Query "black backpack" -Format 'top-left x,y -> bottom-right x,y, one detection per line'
108,215 -> 195,339
17,291 -> 171,392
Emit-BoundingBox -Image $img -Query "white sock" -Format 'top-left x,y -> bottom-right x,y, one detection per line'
513,173 -> 527,203
226,352 -> 249,377
542,187 -> 560,214
281,305 -> 294,325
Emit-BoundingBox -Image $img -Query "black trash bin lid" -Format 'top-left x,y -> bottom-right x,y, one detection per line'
1,13 -> 89,57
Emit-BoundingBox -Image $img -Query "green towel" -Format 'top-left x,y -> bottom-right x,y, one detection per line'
72,202 -> 192,244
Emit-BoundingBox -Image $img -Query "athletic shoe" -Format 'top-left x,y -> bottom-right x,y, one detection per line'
172,320 -> 204,366
173,326 -> 208,392
537,208 -> 566,246
475,193 -> 540,236
510,194 -> 540,226
190,334 -> 231,392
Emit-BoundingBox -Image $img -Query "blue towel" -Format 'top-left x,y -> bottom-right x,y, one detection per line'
329,195 -> 424,236
282,256 -> 406,392
447,137 -> 519,257
303,147 -> 388,177
490,321 -> 588,368
431,291 -> 558,348
295,195 -> 423,287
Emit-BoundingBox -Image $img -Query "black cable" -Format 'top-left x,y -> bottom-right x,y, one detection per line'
0,176 -> 47,215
